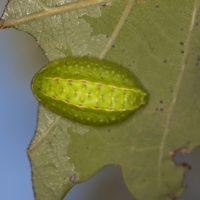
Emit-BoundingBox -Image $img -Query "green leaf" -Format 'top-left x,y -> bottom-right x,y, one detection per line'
1,0 -> 200,199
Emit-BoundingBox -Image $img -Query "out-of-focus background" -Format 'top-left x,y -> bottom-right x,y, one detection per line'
0,1 -> 200,199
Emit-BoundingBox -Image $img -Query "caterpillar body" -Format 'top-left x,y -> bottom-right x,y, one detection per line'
32,57 -> 147,126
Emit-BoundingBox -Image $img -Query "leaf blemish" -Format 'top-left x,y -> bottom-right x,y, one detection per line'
169,86 -> 174,93
181,163 -> 191,170
69,174 -> 78,183
196,55 -> 200,66
163,59 -> 168,63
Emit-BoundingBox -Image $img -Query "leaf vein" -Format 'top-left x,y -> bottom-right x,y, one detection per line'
157,0 -> 200,185
0,0 -> 111,28
28,116 -> 61,152
99,0 -> 135,59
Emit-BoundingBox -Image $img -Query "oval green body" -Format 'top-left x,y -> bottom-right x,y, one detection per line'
32,57 -> 147,126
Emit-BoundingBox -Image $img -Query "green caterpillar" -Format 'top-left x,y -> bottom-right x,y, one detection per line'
32,57 -> 147,126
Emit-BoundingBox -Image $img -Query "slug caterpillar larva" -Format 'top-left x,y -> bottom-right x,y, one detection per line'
32,57 -> 147,126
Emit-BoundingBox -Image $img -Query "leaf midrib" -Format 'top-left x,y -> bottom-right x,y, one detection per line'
0,0 -> 111,28
157,0 -> 200,185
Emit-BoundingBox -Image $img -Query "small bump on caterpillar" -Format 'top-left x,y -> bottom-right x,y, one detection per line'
32,57 -> 147,126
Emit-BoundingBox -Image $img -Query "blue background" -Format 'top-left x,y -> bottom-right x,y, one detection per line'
0,1 -> 200,199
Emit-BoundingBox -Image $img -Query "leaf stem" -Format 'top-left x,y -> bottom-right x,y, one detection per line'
0,0 -> 111,29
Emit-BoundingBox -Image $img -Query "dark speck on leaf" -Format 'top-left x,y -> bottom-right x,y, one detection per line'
180,27 -> 184,31
107,129 -> 111,133
181,50 -> 184,54
169,87 -> 173,93
160,108 -> 164,112
155,5 -> 159,8
160,100 -> 163,104
112,44 -> 115,48
180,41 -> 184,46
69,174 -> 77,183
163,59 -> 167,63
195,55 -> 200,66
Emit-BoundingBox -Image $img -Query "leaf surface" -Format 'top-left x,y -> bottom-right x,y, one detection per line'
1,0 -> 200,199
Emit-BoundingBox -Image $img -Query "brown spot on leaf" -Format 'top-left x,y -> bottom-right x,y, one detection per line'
163,59 -> 167,63
180,148 -> 190,154
181,162 -> 191,170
